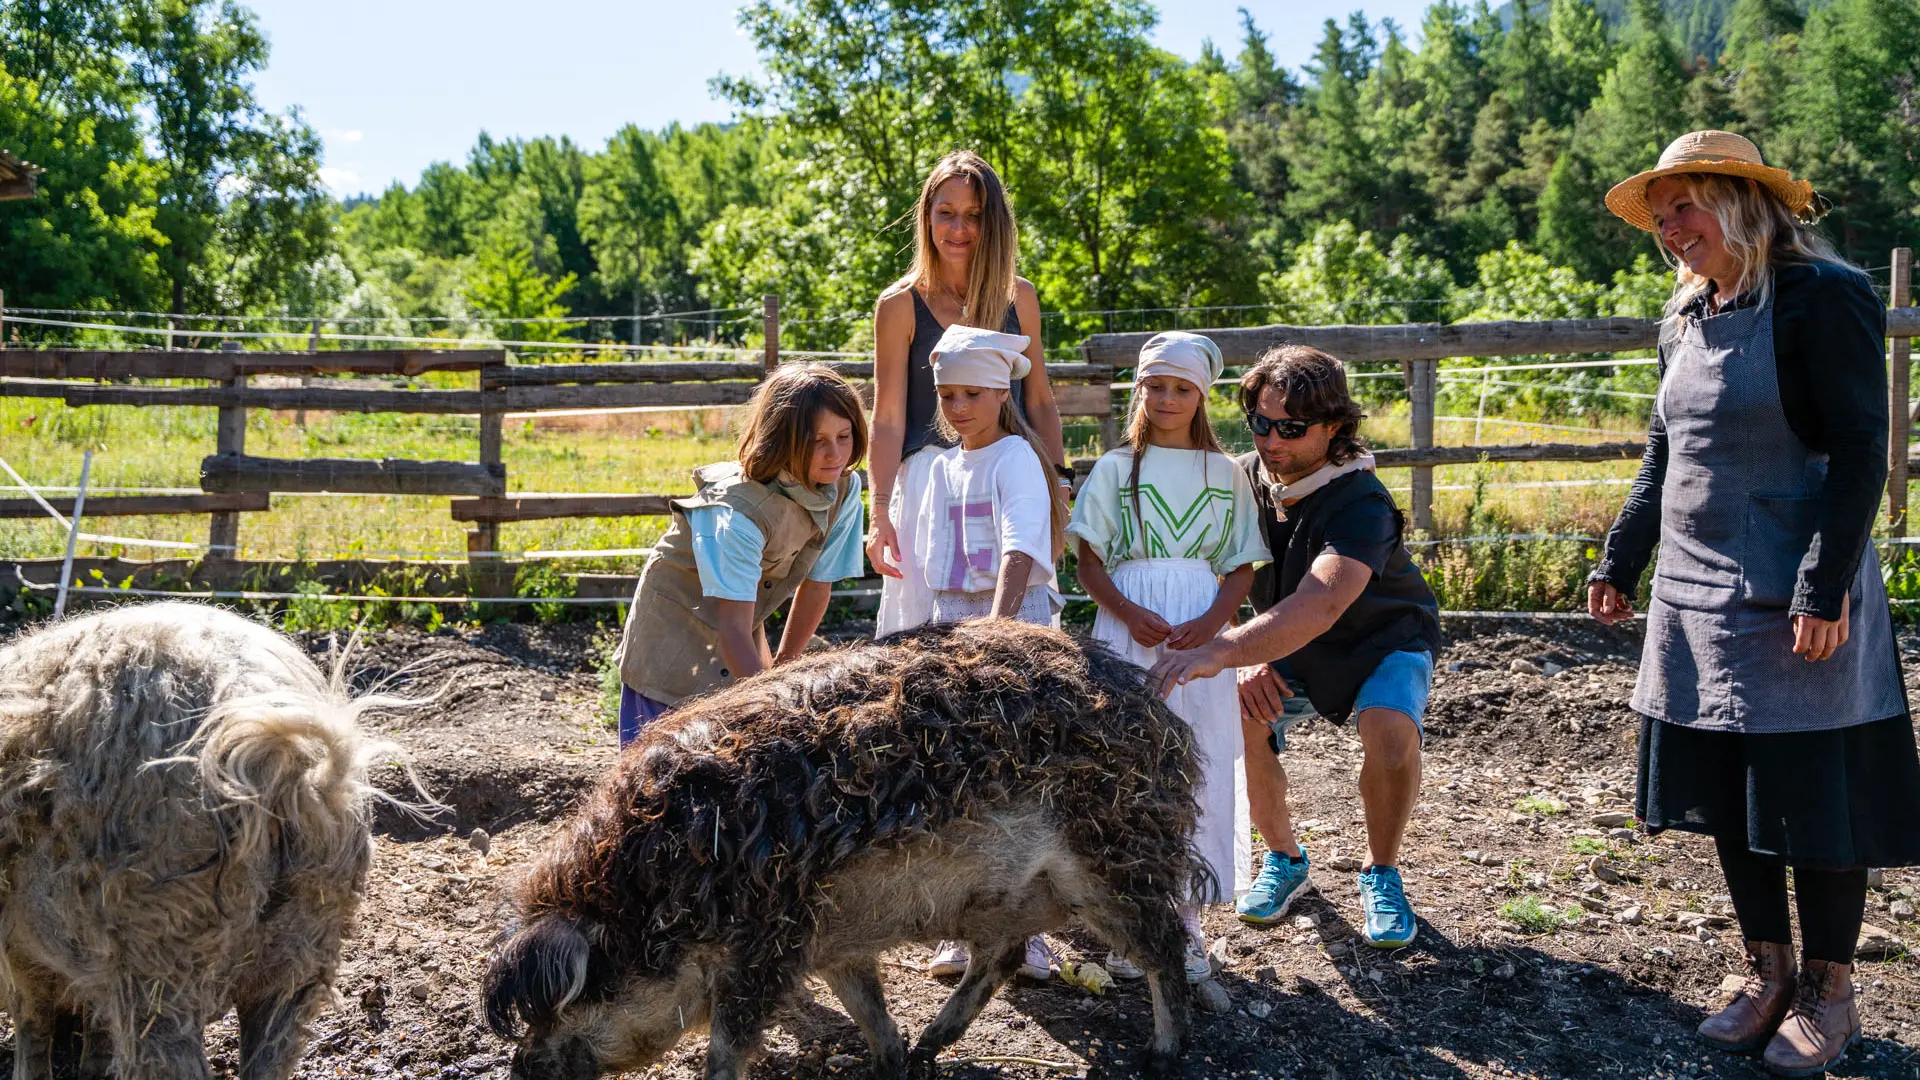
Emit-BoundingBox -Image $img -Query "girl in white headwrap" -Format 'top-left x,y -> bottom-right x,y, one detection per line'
908,323 -> 1070,983
1067,331 -> 1267,984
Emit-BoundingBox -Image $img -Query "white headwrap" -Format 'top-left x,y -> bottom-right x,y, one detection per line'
1135,331 -> 1223,391
931,325 -> 1032,389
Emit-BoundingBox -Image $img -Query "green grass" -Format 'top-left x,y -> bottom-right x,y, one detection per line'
1499,894 -> 1575,934
1514,794 -> 1570,816
1568,836 -> 1615,857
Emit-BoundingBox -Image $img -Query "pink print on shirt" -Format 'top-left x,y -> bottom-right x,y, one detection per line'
945,501 -> 998,590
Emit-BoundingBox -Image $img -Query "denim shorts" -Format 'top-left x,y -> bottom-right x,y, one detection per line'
1265,649 -> 1434,753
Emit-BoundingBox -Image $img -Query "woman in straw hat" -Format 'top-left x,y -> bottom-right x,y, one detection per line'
1589,129 -> 1920,1076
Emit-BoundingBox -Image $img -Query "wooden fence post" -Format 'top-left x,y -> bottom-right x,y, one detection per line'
1890,247 -> 1913,534
208,341 -> 247,563
763,293 -> 779,374
1,288 -> 7,346
469,360 -> 509,598
1408,358 -> 1437,534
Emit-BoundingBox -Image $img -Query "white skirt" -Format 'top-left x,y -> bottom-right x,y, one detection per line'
1092,558 -> 1251,904
875,446 -> 938,638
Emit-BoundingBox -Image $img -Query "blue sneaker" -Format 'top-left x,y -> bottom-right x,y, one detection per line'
1358,865 -> 1417,948
1237,850 -> 1313,924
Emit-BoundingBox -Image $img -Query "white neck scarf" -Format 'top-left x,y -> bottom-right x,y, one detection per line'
1268,451 -> 1376,519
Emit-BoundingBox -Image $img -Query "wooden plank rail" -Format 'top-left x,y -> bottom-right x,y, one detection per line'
201,455 -> 506,496
0,348 -> 501,380
450,495 -> 676,522
0,492 -> 269,519
2,379 -> 763,412
1374,441 -> 1646,468
481,360 -> 1113,387
1082,308 -> 1920,367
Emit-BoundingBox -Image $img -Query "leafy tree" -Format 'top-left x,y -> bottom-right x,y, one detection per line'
1262,220 -> 1457,325
464,238 -> 578,345
580,125 -> 679,342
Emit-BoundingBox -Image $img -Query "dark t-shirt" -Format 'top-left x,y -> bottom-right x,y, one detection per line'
1239,452 -> 1443,721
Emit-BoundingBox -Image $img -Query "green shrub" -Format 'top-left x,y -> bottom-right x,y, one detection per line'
1514,794 -> 1569,816
514,563 -> 577,624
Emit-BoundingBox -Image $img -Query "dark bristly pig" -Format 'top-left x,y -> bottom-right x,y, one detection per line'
484,618 -> 1209,1080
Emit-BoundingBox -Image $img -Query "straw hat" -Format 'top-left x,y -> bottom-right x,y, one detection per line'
1604,130 -> 1815,233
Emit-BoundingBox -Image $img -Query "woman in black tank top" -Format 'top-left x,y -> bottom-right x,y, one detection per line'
867,152 -> 1066,615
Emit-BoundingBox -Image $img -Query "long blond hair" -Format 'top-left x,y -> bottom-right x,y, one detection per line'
1660,173 -> 1858,316
935,395 -> 1068,562
896,151 -> 1018,324
1123,378 -> 1225,556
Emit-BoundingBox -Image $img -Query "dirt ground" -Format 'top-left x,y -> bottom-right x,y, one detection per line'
8,616 -> 1920,1079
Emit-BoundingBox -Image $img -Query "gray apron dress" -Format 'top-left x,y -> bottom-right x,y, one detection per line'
1633,286 -> 1906,733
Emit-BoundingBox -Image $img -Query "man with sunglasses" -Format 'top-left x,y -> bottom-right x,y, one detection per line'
1150,345 -> 1441,949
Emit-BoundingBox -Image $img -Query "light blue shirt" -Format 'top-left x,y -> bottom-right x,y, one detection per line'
686,473 -> 865,601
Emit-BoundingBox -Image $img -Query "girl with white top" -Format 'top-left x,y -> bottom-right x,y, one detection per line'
905,322 -> 1069,981
1068,331 -> 1267,983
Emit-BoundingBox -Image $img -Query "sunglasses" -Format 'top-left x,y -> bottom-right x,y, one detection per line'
1244,411 -> 1321,440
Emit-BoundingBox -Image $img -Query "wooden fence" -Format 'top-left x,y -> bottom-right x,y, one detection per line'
3,252 -> 1916,592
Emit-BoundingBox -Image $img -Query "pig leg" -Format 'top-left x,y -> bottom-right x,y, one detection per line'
1084,896 -> 1190,1074
820,957 -> 905,1079
237,981 -> 330,1080
10,987 -> 60,1080
907,937 -> 1024,1070
76,1014 -> 115,1080
117,1012 -> 215,1080
704,964 -> 802,1080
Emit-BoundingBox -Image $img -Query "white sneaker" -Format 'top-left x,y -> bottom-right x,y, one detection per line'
927,940 -> 969,977
1104,952 -> 1146,980
1183,937 -> 1212,984
1019,936 -> 1057,981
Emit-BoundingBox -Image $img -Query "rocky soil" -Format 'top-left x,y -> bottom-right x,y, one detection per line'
2,615 -> 1916,1079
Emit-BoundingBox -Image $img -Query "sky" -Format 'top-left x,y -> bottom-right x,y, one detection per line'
245,1 -> 1437,200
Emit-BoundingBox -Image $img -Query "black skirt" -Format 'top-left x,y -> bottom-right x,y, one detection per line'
1635,712 -> 1920,870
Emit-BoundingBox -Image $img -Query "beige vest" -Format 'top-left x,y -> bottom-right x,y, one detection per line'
618,463 -> 850,705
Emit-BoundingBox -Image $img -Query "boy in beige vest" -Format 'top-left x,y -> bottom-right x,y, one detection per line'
614,365 -> 869,743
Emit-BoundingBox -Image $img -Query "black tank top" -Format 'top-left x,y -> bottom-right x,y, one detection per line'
901,289 -> 1027,457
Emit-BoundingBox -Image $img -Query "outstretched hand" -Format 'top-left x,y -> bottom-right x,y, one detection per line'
1149,643 -> 1228,700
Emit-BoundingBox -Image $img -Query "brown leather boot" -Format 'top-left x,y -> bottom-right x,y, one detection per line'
1762,958 -> 1860,1077
1698,940 -> 1796,1052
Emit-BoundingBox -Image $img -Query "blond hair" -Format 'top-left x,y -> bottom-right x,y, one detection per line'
895,151 -> 1018,324
935,394 -> 1068,562
1659,173 -> 1857,316
736,364 -> 870,488
1123,376 -> 1225,552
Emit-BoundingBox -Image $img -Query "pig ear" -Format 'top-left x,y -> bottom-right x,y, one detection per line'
484,916 -> 591,1038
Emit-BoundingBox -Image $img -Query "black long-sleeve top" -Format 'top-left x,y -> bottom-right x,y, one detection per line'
1591,260 -> 1889,621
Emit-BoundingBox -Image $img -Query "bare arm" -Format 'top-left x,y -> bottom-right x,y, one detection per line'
774,579 -> 834,665
865,290 -> 915,577
1148,552 -> 1372,697
1013,278 -> 1066,467
993,551 -> 1037,619
714,599 -> 770,683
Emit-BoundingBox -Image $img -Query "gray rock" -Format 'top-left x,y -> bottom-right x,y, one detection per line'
1588,857 -> 1622,885
1867,868 -> 1886,890
1208,936 -> 1233,975
407,981 -> 432,1002
1890,900 -> 1916,921
1254,965 -> 1278,984
1492,962 -> 1516,980
1608,828 -> 1637,843
1857,922 -> 1904,960
1592,811 -> 1635,828
1617,906 -> 1645,926
1325,855 -> 1363,872
825,1053 -> 860,1071
1543,661 -> 1565,676
1194,979 -> 1233,1013
1509,658 -> 1545,676
468,828 -> 491,857
1292,913 -> 1320,930
1246,1000 -> 1273,1020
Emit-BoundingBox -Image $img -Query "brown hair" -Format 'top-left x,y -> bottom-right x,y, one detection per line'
934,393 -> 1069,562
1657,173 -> 1858,316
736,364 -> 870,488
1238,346 -> 1368,466
895,151 -> 1018,324
1124,375 -> 1225,550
